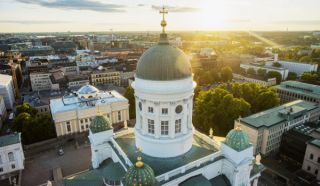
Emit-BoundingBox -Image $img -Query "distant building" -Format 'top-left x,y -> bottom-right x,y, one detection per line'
0,74 -> 15,110
66,75 -> 89,89
49,85 -> 129,137
238,100 -> 320,156
0,133 -> 25,180
0,62 -> 23,98
90,68 -> 120,86
240,63 -> 289,80
302,139 -> 320,180
266,60 -> 318,76
29,72 -> 52,91
51,41 -> 76,55
0,95 -> 7,129
275,81 -> 320,104
233,73 -> 276,87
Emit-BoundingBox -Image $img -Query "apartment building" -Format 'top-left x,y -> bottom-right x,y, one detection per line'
0,74 -> 15,110
90,68 -> 120,86
302,139 -> 320,180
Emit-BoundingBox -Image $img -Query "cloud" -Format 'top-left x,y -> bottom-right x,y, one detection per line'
0,20 -> 71,24
15,0 -> 126,12
273,20 -> 320,25
151,5 -> 199,13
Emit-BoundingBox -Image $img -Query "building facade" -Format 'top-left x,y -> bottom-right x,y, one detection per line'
0,74 -> 15,110
90,69 -> 121,86
240,63 -> 289,80
50,85 -> 129,137
0,95 -> 7,129
233,73 -> 277,87
0,133 -> 25,180
30,72 -> 52,91
266,61 -> 318,76
275,81 -> 320,104
302,139 -> 320,180
238,100 -> 320,156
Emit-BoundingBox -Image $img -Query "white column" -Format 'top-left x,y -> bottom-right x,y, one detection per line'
169,102 -> 175,139
155,102 -> 160,138
142,100 -> 147,135
182,99 -> 188,134
253,178 -> 258,186
188,97 -> 193,129
135,97 -> 141,129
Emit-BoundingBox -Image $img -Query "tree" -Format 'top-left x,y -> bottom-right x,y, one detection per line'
257,69 -> 267,77
124,85 -> 135,119
247,68 -> 256,75
220,66 -> 233,82
16,103 -> 37,116
266,71 -> 282,84
272,62 -> 282,67
301,72 -> 319,84
299,56 -> 313,63
193,88 -> 250,136
287,72 -> 297,80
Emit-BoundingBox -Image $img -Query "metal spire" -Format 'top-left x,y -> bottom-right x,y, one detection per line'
160,6 -> 168,33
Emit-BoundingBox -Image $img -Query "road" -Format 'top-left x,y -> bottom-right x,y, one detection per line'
21,142 -> 91,186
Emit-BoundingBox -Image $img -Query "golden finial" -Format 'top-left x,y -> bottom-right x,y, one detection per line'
159,6 -> 168,33
135,148 -> 144,168
96,105 -> 101,116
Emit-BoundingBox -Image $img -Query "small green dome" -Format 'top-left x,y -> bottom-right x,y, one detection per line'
123,157 -> 157,186
89,115 -> 112,133
136,34 -> 192,81
224,126 -> 251,151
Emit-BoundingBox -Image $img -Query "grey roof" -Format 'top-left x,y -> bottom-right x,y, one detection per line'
179,175 -> 212,186
0,133 -> 21,147
275,81 -> 320,98
308,139 -> 320,148
136,34 -> 192,81
240,100 -> 319,129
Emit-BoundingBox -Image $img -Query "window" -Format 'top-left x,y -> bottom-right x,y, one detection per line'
310,153 -> 314,160
80,119 -> 83,124
0,155 -> 2,164
67,122 -> 71,132
148,107 -> 153,113
175,105 -> 183,114
0,167 -> 2,172
139,102 -> 142,111
316,169 -> 318,175
307,166 -> 311,171
107,114 -> 110,118
148,119 -> 155,134
81,126 -> 84,130
118,111 -> 121,121
162,108 -> 168,115
161,121 -> 169,135
8,152 -> 14,162
11,164 -> 15,169
85,119 -> 88,122
318,157 -> 320,163
86,124 -> 89,129
175,119 -> 182,134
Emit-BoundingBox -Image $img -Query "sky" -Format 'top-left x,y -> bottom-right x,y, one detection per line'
0,0 -> 319,32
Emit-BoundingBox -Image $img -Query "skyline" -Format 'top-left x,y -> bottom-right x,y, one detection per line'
0,0 -> 320,33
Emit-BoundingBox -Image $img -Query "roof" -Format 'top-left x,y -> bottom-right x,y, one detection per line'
77,85 -> 99,94
136,33 -> 192,81
90,115 -> 112,133
0,73 -> 12,85
240,100 -> 319,129
308,139 -> 320,148
115,132 -> 218,176
179,175 -> 212,186
0,133 -> 21,147
275,81 -> 320,98
64,158 -> 126,186
224,128 -> 251,151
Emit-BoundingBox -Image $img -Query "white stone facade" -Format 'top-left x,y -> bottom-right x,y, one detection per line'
132,77 -> 196,158
0,74 -> 15,110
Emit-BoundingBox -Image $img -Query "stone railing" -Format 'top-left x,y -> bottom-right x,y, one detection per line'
110,138 -> 133,167
113,127 -> 134,138
156,152 -> 221,182
193,129 -> 220,149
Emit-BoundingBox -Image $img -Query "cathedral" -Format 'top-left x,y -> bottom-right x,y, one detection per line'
62,9 -> 264,186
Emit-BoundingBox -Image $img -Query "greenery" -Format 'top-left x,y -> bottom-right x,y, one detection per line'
301,72 -> 320,84
11,103 -> 56,145
220,66 -> 233,82
194,66 -> 232,86
247,68 -> 256,75
266,71 -> 282,84
193,83 -> 280,136
272,62 -> 282,67
257,69 -> 267,77
124,85 -> 135,119
287,72 -> 297,80
299,56 -> 313,63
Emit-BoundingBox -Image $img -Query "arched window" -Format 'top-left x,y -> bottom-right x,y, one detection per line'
8,152 -> 14,162
310,153 -> 314,160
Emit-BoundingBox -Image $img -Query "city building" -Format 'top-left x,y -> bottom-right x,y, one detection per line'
302,139 -> 320,180
90,68 -> 121,86
266,60 -> 318,76
238,100 -> 320,156
66,75 -> 89,89
233,73 -> 277,87
240,63 -> 289,80
0,74 -> 15,110
0,95 -> 7,129
29,72 -> 53,91
59,13 -> 264,186
275,81 -> 320,104
49,85 -> 129,137
0,133 -> 25,180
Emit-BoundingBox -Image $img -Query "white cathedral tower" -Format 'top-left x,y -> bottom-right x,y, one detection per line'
132,8 -> 196,158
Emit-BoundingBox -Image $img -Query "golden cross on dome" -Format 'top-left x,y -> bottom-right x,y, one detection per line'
159,6 -> 168,33
135,147 -> 144,168
96,105 -> 101,115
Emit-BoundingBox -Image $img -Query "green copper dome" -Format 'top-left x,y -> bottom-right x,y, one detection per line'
136,34 -> 192,81
89,115 -> 112,133
224,126 -> 251,151
123,156 -> 157,186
